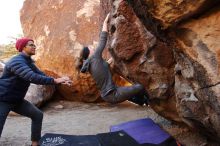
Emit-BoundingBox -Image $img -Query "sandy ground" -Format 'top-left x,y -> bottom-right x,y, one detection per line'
0,100 -> 219,146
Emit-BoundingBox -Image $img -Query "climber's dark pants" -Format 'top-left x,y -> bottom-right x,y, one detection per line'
0,99 -> 43,141
103,84 -> 145,104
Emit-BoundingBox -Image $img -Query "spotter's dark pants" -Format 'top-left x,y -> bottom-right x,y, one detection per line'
0,99 -> 43,141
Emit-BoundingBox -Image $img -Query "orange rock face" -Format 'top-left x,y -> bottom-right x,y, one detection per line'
21,0 -> 101,102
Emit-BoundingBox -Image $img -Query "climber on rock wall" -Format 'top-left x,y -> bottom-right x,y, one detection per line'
77,13 -> 149,106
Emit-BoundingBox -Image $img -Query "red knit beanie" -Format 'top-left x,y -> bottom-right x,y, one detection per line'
15,38 -> 34,52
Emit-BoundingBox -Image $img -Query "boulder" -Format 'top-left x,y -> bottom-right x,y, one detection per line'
101,0 -> 220,141
21,0 -> 128,102
173,7 -> 220,140
25,84 -> 55,107
21,0 -> 102,102
106,0 -> 179,121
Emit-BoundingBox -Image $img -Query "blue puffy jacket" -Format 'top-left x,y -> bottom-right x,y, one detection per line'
0,53 -> 54,103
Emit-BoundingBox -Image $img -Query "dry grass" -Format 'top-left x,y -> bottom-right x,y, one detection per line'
0,44 -> 18,60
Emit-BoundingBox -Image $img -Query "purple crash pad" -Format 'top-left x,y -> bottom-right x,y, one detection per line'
110,118 -> 171,144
